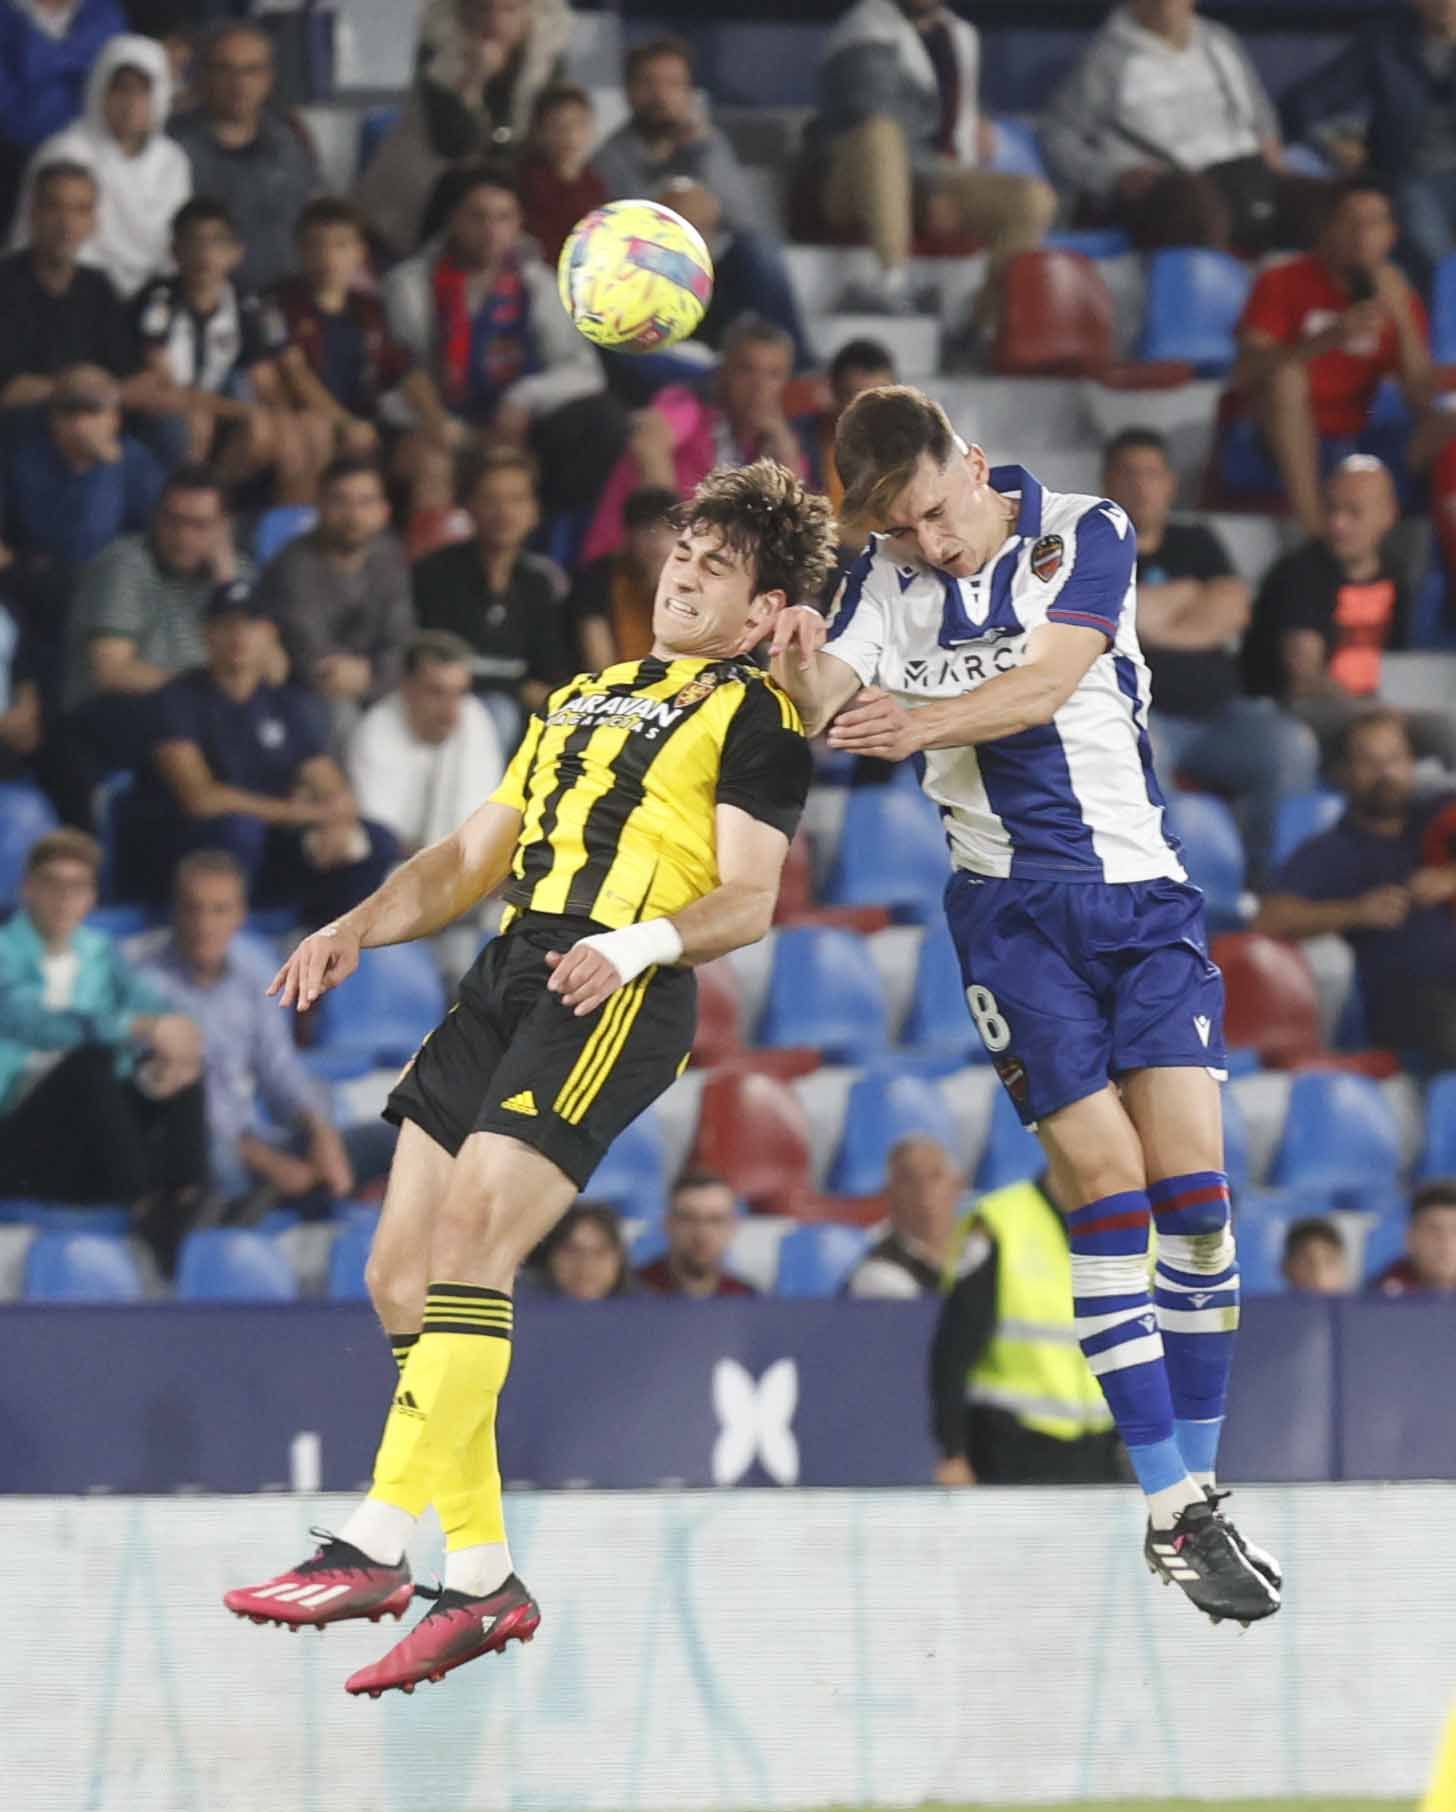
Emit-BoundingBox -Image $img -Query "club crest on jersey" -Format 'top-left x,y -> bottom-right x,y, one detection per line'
1030,534 -> 1064,582
672,673 -> 719,710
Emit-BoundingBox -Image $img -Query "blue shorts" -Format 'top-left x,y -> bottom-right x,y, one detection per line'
944,873 -> 1228,1125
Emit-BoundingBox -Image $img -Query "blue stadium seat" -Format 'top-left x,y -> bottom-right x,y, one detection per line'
25,1231 -> 143,1301
0,1199 -> 131,1234
1164,792 -> 1246,931
1231,1192 -> 1299,1294
1045,228 -> 1130,259
482,690 -> 524,755
823,787 -> 950,922
176,1229 -> 298,1301
900,922 -> 981,1061
1271,789 -> 1343,872
357,104 -> 401,175
314,942 -> 446,1066
1135,249 -> 1252,375
584,1109 -> 668,1223
1419,1072 -> 1456,1179
775,1223 -> 873,1298
87,904 -> 157,938
756,926 -> 890,1062
1269,1072 -> 1403,1192
0,782 -> 58,906
828,1068 -> 961,1196
94,770 -> 133,902
989,117 -> 1049,180
327,1218 -> 373,1301
1340,1192 -> 1408,1284
974,1087 -> 1043,1190
1433,254 -> 1456,364
252,505 -> 317,566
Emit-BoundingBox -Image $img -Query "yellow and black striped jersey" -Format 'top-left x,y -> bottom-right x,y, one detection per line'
490,656 -> 811,929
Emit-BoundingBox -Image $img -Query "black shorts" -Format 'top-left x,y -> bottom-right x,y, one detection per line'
384,914 -> 697,1188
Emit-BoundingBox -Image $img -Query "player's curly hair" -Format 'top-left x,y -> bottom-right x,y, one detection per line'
680,459 -> 838,605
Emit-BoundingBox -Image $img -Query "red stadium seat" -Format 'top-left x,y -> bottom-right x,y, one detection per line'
772,830 -> 815,923
991,251 -> 1114,378
1212,933 -> 1322,1069
691,1068 -> 814,1214
692,960 -> 743,1067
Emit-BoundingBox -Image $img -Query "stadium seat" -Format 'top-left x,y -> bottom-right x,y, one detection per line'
865,926 -> 922,1038
481,690 -> 523,754
1212,933 -> 1322,1069
252,505 -> 317,566
1221,1084 -> 1250,1194
327,1218 -> 372,1301
827,1068 -> 962,1196
988,116 -> 1049,180
901,923 -> 980,1061
775,1222 -> 873,1298
692,959 -> 742,1066
975,1087 -> 1044,1190
755,926 -> 890,1062
1045,227 -> 1131,259
313,942 -> 446,1066
88,904 -> 156,938
822,787 -> 949,922
0,782 -> 58,906
176,1229 -> 299,1302
1269,1071 -> 1404,1193
727,1213 -> 793,1292
1136,249 -> 1252,376
584,1108 -> 668,1223
1420,1072 -> 1456,1178
691,1068 -> 812,1215
1164,793 -> 1246,931
991,250 -> 1114,378
24,1231 -> 143,1302
1434,254 -> 1456,364
772,830 -> 815,923
1271,789 -> 1343,872
93,770 -> 134,902
357,104 -> 401,175
0,1198 -> 131,1234
1231,1194 -> 1298,1295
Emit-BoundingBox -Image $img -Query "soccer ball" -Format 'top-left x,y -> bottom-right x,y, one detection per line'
557,199 -> 714,353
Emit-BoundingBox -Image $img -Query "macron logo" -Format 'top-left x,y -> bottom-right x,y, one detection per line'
711,1358 -> 799,1486
1193,1015 -> 1211,1047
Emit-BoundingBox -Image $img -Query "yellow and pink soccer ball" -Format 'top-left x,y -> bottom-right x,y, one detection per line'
557,199 -> 714,353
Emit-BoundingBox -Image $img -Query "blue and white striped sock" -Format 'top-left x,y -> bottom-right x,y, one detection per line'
1150,1171 -> 1240,1490
1068,1190 -> 1202,1527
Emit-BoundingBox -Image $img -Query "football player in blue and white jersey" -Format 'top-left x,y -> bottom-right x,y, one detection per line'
769,385 -> 1280,1627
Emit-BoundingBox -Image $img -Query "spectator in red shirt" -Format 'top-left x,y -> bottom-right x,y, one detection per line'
518,84 -> 606,269
636,1171 -> 756,1298
1227,179 -> 1431,536
1370,1181 -> 1456,1295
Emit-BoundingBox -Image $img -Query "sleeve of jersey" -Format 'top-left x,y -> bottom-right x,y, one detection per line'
715,684 -> 814,841
487,708 -> 549,813
1044,502 -> 1137,641
821,546 -> 889,686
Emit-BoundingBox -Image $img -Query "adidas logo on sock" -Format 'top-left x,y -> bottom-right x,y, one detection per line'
499,1091 -> 538,1116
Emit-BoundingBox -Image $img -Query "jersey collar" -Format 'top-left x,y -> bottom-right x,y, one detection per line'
936,466 -> 1043,649
988,464 -> 1044,537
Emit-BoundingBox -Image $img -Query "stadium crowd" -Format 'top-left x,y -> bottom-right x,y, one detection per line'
0,0 -> 1454,1398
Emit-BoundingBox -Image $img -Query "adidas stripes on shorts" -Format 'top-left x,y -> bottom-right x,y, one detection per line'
384,912 -> 697,1188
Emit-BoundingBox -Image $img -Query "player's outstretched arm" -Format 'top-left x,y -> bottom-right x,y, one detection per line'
268,800 -> 523,1010
546,805 -> 788,1017
767,604 -> 865,737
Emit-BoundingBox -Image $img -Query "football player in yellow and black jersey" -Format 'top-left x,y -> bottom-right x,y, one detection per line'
223,459 -> 836,1696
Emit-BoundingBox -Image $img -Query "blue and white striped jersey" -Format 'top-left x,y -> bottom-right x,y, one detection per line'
824,465 -> 1185,885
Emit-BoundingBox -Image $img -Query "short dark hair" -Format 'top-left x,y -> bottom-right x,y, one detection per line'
175,848 -> 248,895
320,454 -> 385,494
34,160 -> 97,201
404,630 -> 474,677
625,34 -> 694,84
161,462 -> 226,507
1337,704 -> 1411,767
623,484 -> 680,531
722,313 -> 793,365
444,160 -> 521,216
1316,174 -> 1394,238
463,443 -> 539,500
530,81 -> 593,132
173,195 -> 237,240
1283,1217 -> 1344,1259
25,829 -> 102,878
538,1202 -> 630,1293
829,337 -> 896,386
295,195 -> 369,240
680,459 -> 837,605
1412,1180 -> 1456,1219
671,1169 -> 732,1203
835,384 -> 958,524
1103,425 -> 1171,468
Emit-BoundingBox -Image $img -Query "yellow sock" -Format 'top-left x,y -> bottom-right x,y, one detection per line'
371,1283 -> 513,1539
389,1333 -> 418,1373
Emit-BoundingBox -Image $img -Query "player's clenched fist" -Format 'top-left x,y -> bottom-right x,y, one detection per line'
545,943 -> 626,1016
269,922 -> 362,1010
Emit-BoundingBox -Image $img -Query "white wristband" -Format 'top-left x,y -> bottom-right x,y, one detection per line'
576,917 -> 684,986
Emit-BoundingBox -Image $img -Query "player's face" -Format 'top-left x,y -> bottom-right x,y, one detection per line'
468,469 -> 539,552
879,447 -> 996,578
404,659 -> 470,745
1409,1204 -> 1456,1290
299,222 -> 365,293
103,66 -> 154,147
1102,445 -> 1177,536
174,871 -> 246,972
666,1184 -> 736,1276
319,472 -> 390,552
1282,1236 -> 1350,1295
31,173 -> 97,261
22,858 -> 97,947
1343,720 -> 1416,818
548,1218 -> 622,1300
652,528 -> 781,659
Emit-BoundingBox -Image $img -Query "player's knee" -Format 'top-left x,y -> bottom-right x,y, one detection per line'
364,1246 -> 425,1326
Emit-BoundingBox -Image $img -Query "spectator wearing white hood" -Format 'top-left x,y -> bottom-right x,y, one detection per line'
13,33 -> 190,298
